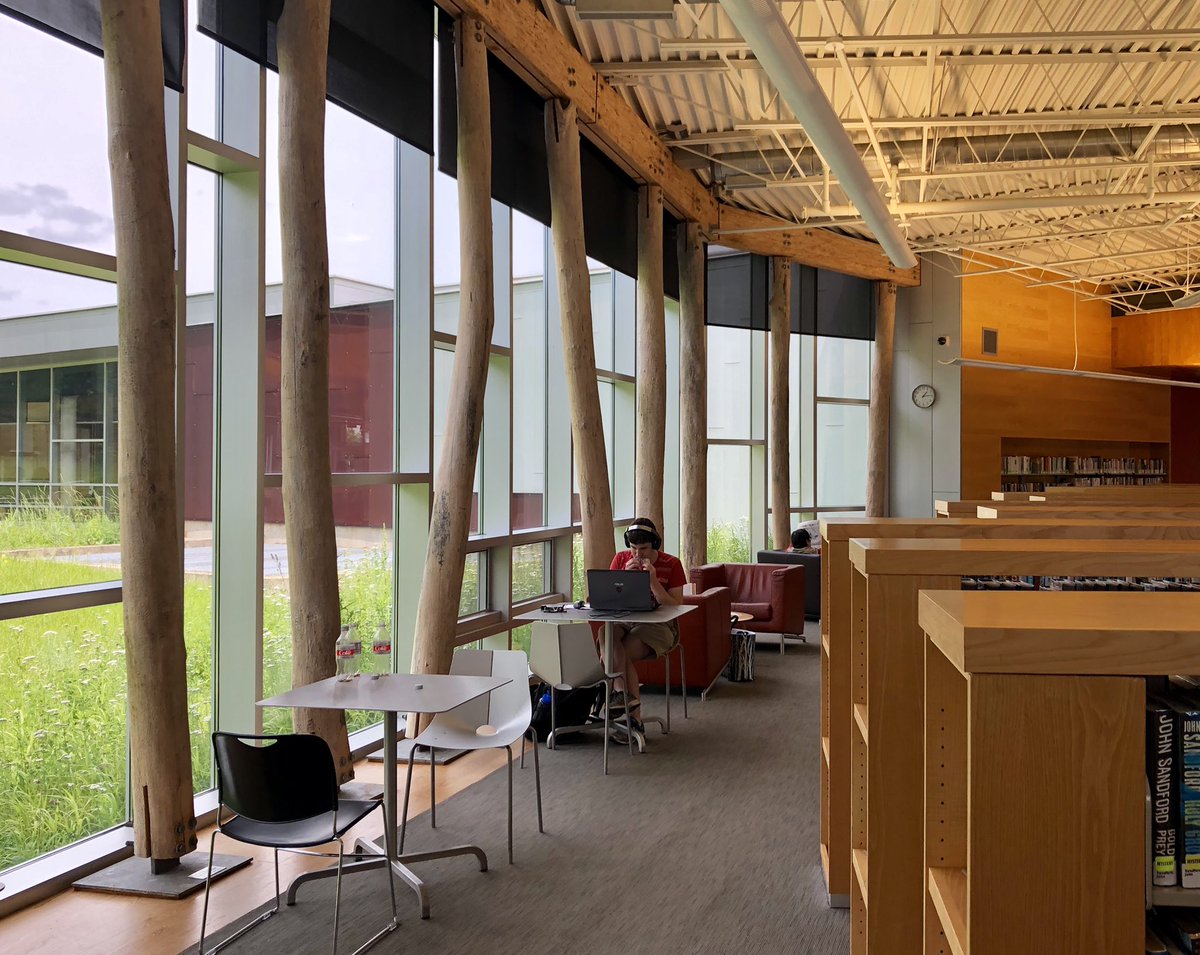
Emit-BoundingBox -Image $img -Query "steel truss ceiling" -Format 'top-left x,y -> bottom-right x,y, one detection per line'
540,0 -> 1200,310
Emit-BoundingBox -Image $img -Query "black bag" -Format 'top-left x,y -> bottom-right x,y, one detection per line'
530,681 -> 603,740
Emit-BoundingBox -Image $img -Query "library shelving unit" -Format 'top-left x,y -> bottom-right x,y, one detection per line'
918,589 -> 1200,954
998,437 -> 1168,493
846,536 -> 1200,955
979,503 -> 1200,521
817,517 -> 1200,916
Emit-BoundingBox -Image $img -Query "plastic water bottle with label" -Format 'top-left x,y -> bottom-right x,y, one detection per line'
370,624 -> 392,679
335,624 -> 361,681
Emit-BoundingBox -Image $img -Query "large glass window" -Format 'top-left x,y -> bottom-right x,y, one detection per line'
512,212 -> 546,530
816,403 -> 869,509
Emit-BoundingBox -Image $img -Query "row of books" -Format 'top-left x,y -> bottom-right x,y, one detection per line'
1147,681 -> 1200,891
1002,455 -> 1166,475
1001,476 -> 1168,492
961,576 -> 1200,591
1149,910 -> 1200,953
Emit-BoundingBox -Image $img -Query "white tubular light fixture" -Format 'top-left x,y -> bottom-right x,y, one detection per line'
717,0 -> 918,270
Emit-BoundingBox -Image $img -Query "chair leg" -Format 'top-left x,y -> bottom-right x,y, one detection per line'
549,685 -> 557,750
602,680 -> 610,775
680,643 -> 688,719
520,730 -> 527,769
400,745 -> 417,853
381,806 -> 399,929
506,743 -> 514,865
197,830 -> 218,955
780,631 -> 786,655
664,650 -> 671,734
429,745 -> 437,828
332,840 -> 345,955
529,727 -> 544,833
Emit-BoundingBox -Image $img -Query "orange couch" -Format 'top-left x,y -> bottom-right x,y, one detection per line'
635,585 -> 732,698
690,562 -> 806,651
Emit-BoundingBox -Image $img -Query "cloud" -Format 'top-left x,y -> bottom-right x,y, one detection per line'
0,182 -> 112,246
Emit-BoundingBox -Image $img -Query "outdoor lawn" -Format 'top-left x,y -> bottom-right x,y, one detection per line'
0,510 -> 750,872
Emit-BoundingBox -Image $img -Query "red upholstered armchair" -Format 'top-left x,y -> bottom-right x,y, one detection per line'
690,563 -> 806,654
636,586 -> 732,699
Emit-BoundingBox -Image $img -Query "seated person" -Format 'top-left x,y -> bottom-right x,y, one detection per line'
789,527 -> 819,553
608,518 -> 686,737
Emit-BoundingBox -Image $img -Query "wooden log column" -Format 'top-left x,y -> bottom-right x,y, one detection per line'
546,99 -> 616,573
769,257 -> 791,550
678,222 -> 707,573
866,281 -> 897,517
636,184 -> 666,534
276,0 -> 351,778
100,0 -> 194,864
411,17 -> 495,693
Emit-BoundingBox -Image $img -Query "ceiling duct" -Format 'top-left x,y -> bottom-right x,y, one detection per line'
557,0 -> 675,19
715,0 -> 917,270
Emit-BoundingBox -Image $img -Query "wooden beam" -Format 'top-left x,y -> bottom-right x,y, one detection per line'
718,206 -> 921,286
769,257 -> 791,549
678,222 -> 707,574
636,184 -> 666,535
439,0 -> 917,285
277,0 -> 352,778
546,99 -> 616,574
100,0 -> 195,863
866,281 -> 897,516
412,17 -> 497,696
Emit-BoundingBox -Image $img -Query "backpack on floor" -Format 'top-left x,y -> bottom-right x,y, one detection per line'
530,681 -> 603,740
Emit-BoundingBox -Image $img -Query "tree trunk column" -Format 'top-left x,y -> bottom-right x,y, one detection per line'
277,0 -> 351,778
100,0 -> 194,863
866,281 -> 897,517
545,100 -> 616,574
769,257 -> 791,551
411,17 -> 495,690
678,222 -> 707,574
636,184 -> 666,535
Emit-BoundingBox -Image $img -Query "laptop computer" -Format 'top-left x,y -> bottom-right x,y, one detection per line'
586,569 -> 656,613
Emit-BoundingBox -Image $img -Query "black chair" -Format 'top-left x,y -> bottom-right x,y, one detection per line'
198,733 -> 398,955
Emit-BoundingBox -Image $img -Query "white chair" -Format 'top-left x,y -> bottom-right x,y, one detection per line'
527,621 -> 620,773
399,649 -> 543,864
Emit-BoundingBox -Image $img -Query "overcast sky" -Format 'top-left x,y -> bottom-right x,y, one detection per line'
0,5 -> 548,323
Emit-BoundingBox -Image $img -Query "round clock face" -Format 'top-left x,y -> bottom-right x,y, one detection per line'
912,383 -> 936,408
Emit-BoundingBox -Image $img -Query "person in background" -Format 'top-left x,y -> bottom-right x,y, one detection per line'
607,518 -> 686,738
789,527 -> 819,553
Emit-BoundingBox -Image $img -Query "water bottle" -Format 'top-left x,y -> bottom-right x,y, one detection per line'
335,624 -> 360,681
370,623 -> 392,679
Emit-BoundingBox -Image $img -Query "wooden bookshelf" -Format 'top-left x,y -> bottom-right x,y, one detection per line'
979,503 -> 1200,521
847,537 -> 1200,955
934,499 -> 996,517
817,517 -> 1200,916
998,437 -> 1168,492
918,590 -> 1200,953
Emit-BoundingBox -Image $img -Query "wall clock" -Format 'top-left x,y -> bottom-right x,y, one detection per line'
911,383 -> 936,409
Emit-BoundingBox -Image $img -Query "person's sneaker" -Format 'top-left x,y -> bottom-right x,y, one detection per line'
606,690 -> 627,714
610,712 -> 645,745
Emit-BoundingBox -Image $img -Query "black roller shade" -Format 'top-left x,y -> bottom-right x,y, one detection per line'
437,10 -> 680,298
199,0 -> 433,154
2,1 -> 185,93
706,253 -> 769,331
792,263 -> 875,340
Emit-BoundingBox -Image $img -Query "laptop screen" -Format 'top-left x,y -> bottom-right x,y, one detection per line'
586,569 -> 656,612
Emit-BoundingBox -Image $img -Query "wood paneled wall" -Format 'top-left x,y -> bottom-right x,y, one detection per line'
960,258 -> 1114,371
1111,308 -> 1200,371
958,264 -> 1173,499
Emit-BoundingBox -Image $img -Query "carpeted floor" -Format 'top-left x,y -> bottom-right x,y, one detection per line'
187,633 -> 848,955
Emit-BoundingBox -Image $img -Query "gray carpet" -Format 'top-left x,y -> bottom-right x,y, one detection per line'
187,638 -> 848,955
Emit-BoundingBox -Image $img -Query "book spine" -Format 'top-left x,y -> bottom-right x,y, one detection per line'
1149,703 -> 1179,886
1181,709 -> 1200,888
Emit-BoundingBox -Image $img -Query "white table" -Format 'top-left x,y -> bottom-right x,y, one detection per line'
259,672 -> 509,919
514,604 -> 694,768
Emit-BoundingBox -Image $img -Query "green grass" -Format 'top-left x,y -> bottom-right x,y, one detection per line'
0,505 -> 121,551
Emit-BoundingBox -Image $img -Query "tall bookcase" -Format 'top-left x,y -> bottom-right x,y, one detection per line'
999,437 -> 1168,493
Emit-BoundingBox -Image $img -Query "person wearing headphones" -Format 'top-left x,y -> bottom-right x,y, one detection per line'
607,517 -> 686,738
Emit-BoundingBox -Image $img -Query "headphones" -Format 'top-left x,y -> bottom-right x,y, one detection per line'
623,520 -> 662,551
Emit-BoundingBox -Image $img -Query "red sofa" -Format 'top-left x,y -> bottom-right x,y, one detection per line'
690,562 -> 806,653
635,585 -> 732,698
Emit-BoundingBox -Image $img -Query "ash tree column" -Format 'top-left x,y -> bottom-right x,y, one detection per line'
276,0 -> 351,777
100,0 -> 194,867
677,222 -> 708,573
866,281 -> 897,517
545,99 -> 616,574
410,16 -> 495,693
635,184 -> 666,535
769,257 -> 791,550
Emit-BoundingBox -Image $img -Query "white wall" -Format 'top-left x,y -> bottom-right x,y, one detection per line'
891,253 -> 962,516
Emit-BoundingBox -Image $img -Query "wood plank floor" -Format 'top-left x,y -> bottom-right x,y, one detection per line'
0,747 -> 515,955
